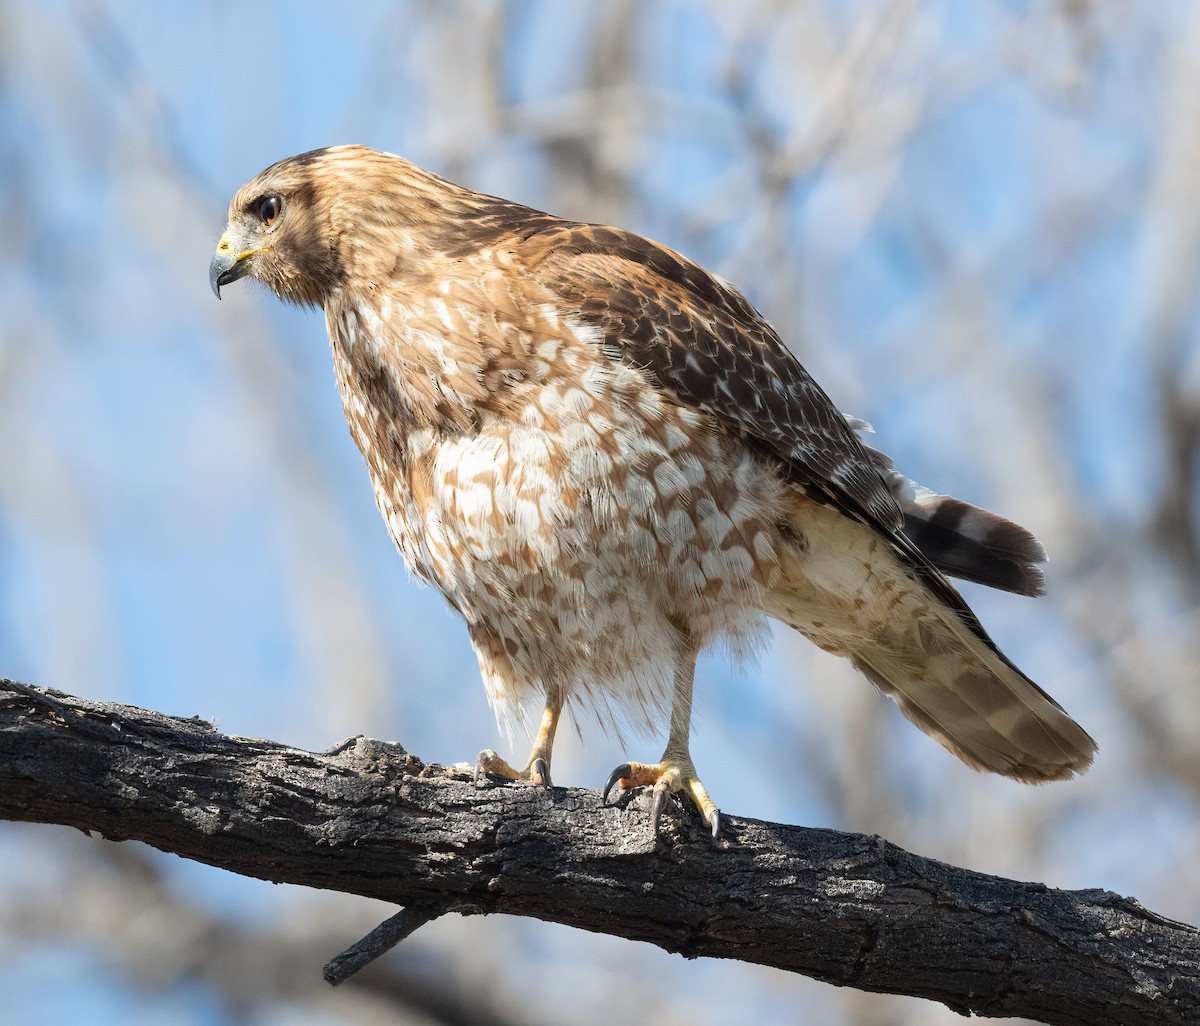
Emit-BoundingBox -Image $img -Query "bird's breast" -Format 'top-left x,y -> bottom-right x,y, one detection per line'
326,294 -> 793,690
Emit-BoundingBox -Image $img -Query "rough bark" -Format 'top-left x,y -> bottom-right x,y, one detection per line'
0,678 -> 1195,1025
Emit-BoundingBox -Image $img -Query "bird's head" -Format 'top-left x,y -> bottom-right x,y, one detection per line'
210,145 -> 493,309
210,146 -> 358,308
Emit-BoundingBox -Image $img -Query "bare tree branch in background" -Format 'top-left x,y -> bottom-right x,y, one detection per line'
3,837 -> 537,1026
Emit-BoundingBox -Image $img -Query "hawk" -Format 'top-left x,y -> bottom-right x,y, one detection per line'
210,146 -> 1095,836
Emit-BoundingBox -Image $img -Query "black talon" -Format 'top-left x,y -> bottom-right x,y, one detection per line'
603,763 -> 631,804
708,809 -> 720,840
530,757 -> 552,788
650,786 -> 669,835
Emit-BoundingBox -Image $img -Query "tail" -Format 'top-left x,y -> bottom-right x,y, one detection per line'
768,498 -> 1095,782
848,618 -> 1096,783
898,486 -> 1046,597
850,421 -> 1046,596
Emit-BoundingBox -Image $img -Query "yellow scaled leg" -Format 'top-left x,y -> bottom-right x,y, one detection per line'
474,691 -> 562,789
602,634 -> 721,838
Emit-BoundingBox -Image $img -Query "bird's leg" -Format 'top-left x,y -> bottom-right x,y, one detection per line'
475,690 -> 562,789
603,638 -> 720,838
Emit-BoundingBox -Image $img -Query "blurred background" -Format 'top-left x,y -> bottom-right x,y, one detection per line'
1,1 -> 1197,1023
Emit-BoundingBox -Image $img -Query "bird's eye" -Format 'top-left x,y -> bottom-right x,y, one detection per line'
258,196 -> 282,226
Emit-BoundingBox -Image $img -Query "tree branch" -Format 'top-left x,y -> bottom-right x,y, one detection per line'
1,679 -> 1194,1025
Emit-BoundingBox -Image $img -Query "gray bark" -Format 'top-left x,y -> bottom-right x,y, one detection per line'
0,678 -> 1195,1025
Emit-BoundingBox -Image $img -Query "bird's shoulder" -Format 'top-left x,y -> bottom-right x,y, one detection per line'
503,218 -> 904,535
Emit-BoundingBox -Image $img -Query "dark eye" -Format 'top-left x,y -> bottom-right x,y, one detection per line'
258,195 -> 282,226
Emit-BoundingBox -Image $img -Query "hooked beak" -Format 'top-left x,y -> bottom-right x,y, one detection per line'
209,234 -> 257,299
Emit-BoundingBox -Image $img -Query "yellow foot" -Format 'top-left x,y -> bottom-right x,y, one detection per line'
474,749 -> 552,788
603,755 -> 720,838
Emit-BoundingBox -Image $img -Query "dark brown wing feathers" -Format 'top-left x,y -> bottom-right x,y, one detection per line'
520,224 -> 904,533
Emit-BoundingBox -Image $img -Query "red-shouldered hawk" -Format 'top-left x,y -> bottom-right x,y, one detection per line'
210,146 -> 1095,837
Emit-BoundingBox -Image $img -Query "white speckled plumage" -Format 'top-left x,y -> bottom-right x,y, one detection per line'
328,291 -> 783,740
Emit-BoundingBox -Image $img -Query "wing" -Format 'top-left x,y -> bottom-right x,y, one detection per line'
515,220 -> 1063,682
517,221 -> 904,535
